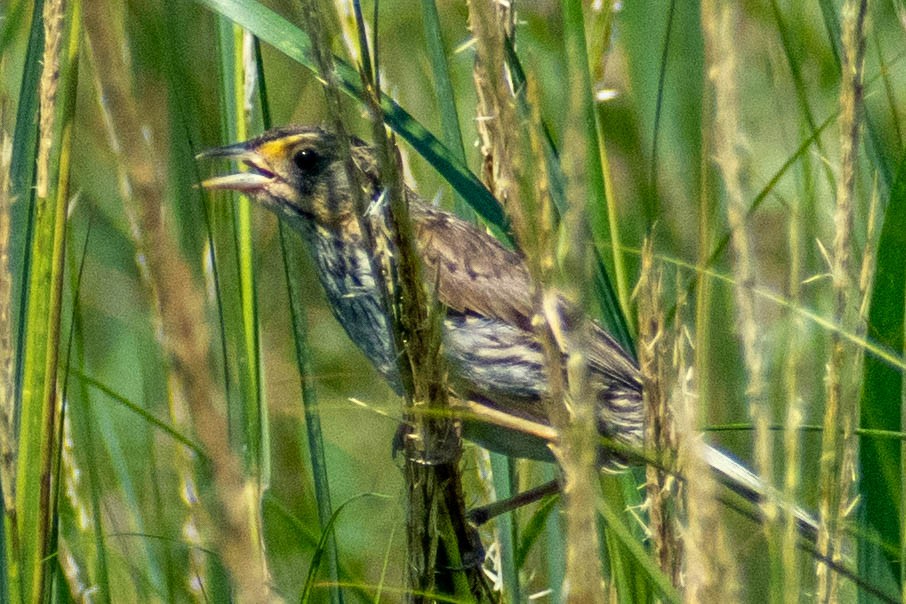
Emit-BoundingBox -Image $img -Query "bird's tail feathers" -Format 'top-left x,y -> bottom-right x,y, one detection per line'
702,444 -> 818,541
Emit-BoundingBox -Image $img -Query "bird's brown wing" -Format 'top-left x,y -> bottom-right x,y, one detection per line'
410,198 -> 640,387
410,202 -> 534,329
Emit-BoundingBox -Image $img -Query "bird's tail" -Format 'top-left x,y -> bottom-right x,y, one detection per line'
703,444 -> 818,540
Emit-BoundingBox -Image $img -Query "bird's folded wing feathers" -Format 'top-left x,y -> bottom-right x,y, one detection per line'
411,201 -> 640,389
410,203 -> 535,329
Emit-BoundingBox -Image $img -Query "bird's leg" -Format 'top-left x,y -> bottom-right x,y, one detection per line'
390,421 -> 411,460
467,479 -> 560,526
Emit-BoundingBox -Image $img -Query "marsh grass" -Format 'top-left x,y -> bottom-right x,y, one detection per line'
2,0 -> 905,602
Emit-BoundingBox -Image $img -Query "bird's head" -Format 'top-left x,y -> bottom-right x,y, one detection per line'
198,126 -> 377,231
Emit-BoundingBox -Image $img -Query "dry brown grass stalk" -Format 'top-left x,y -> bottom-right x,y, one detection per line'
817,1 -> 868,600
83,21 -> 212,599
468,2 -> 605,600
35,0 -> 65,199
57,415 -> 92,600
637,239 -> 681,585
782,160 -> 805,604
678,359 -> 738,601
468,0 -> 521,221
700,0 -> 776,533
693,2 -> 751,599
679,413 -> 740,600
0,126 -> 14,512
83,4 -> 273,600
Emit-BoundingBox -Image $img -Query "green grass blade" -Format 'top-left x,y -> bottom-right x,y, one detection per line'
418,0 -> 470,218
858,151 -> 906,583
0,0 -> 32,53
69,371 -> 203,455
212,16 -> 263,475
262,493 -> 376,603
562,0 -> 635,348
15,0 -> 81,599
250,39 -> 343,604
489,453 -> 519,601
233,24 -> 266,480
675,110 -> 836,319
515,490 -> 558,569
299,493 -> 383,603
597,496 -> 680,603
62,218 -> 112,604
647,0 -> 676,227
541,463 -> 565,601
9,0 -> 44,419
279,225 -> 344,604
202,17 -> 273,597
3,3 -> 45,600
768,1 -> 836,194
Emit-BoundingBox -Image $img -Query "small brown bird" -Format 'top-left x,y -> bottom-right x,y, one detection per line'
198,125 -> 814,533
198,125 -> 641,460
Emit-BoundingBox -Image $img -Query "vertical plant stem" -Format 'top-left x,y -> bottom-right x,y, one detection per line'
817,2 -> 868,600
234,27 -> 266,484
638,239 -> 680,585
85,11 -> 203,597
468,0 -> 515,208
555,1 -> 614,600
469,0 -> 609,599
236,23 -> 270,590
279,228 -> 344,604
85,2 -> 274,598
0,129 -> 14,510
781,128 -> 805,604
215,19 -> 268,589
247,36 -> 346,601
586,0 -> 630,319
694,71 -> 715,432
679,344 -> 738,601
300,2 -> 490,600
0,112 -> 16,604
419,0 -> 470,218
16,0 -> 79,599
6,24 -> 46,593
702,0 -> 774,534
59,224 -> 113,604
695,3 -> 751,599
360,28 -> 489,604
464,2 -> 528,600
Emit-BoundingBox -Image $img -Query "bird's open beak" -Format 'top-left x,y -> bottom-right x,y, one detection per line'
195,142 -> 276,192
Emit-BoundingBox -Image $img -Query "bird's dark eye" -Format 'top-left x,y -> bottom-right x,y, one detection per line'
292,147 -> 324,174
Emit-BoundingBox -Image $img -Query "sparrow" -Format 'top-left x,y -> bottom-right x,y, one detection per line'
198,125 -> 816,535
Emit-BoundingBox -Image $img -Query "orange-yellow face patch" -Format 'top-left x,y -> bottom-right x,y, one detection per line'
257,135 -> 308,165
